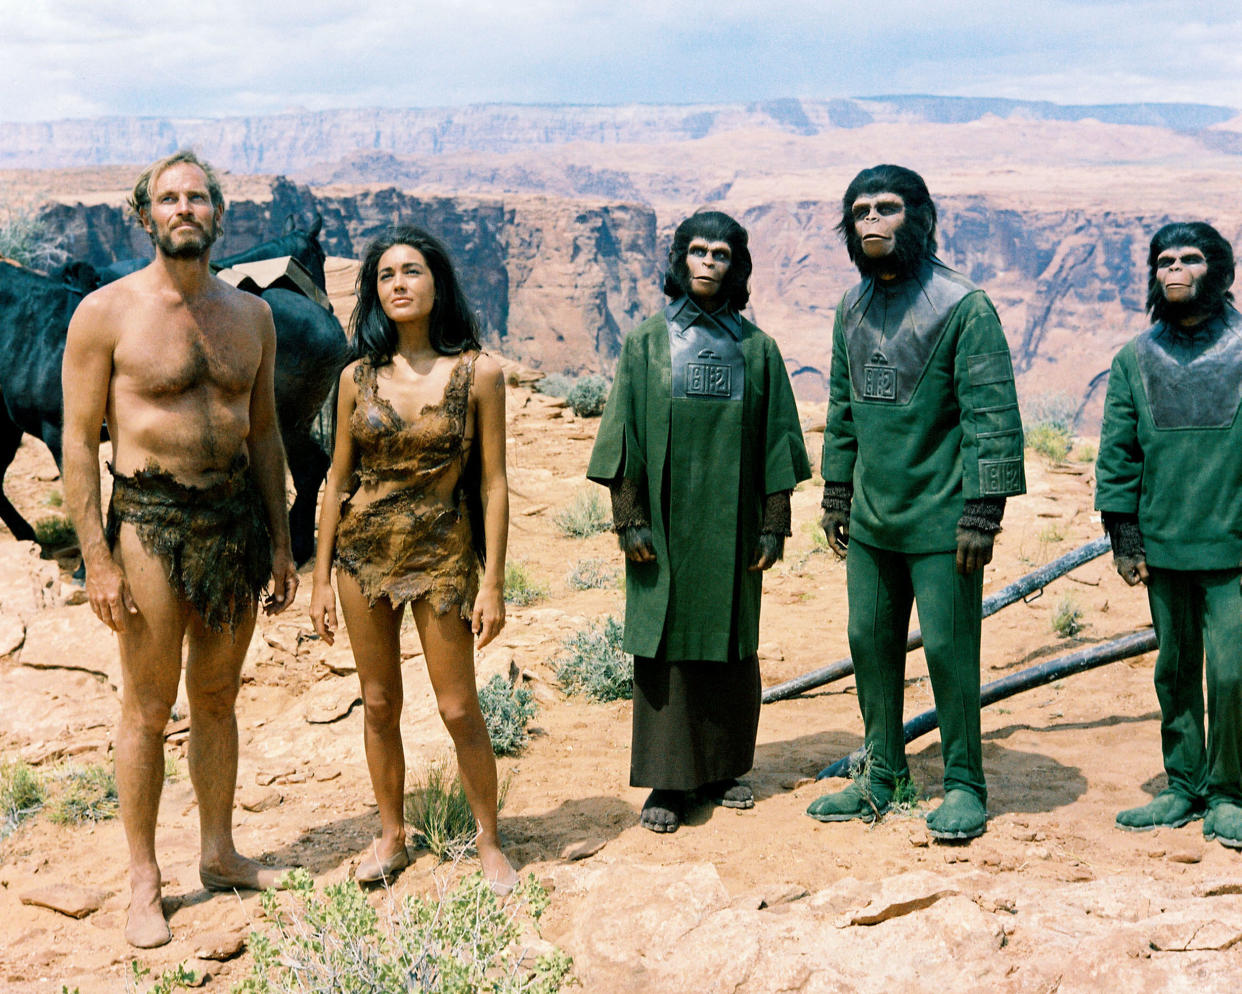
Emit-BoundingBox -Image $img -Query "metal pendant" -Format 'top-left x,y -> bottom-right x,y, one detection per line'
862,349 -> 897,402
685,348 -> 733,398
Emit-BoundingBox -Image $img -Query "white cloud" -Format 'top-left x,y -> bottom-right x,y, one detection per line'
0,0 -> 1239,122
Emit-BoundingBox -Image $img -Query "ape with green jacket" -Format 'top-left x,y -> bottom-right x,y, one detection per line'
588,210 -> 810,834
1096,220 -> 1242,850
808,165 -> 1025,841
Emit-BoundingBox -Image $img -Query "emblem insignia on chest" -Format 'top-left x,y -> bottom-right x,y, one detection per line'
862,350 -> 897,401
686,348 -> 733,398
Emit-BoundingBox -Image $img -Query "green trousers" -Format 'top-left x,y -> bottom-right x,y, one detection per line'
1147,567 -> 1242,807
846,539 -> 986,804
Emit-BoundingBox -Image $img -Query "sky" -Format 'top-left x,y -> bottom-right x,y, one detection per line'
2,0 -> 1241,122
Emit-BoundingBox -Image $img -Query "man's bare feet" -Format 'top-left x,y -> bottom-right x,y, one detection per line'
479,843 -> 518,897
200,854 -> 290,892
354,839 -> 410,885
126,871 -> 171,948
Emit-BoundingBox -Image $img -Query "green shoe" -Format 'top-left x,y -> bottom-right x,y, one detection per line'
1204,802 -> 1242,850
926,789 -> 987,840
806,781 -> 891,823
1115,791 -> 1201,832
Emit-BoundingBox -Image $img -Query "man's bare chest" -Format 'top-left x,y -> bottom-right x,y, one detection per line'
115,312 -> 261,400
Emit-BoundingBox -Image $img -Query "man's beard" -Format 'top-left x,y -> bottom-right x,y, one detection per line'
156,220 -> 218,259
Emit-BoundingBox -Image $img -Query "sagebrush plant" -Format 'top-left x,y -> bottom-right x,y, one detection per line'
46,762 -> 119,825
1074,442 -> 1097,464
0,197 -> 67,271
504,561 -> 548,607
1052,593 -> 1084,638
565,557 -> 620,591
1,758 -> 45,840
534,372 -> 575,398
553,488 -> 610,539
234,867 -> 572,994
478,674 -> 538,756
33,515 -> 76,549
1024,392 -> 1078,464
566,374 -> 610,417
552,615 -> 633,702
1025,423 -> 1073,463
1037,522 -> 1065,544
405,755 -> 510,861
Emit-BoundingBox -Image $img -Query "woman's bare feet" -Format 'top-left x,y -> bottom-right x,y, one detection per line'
354,838 -> 411,885
199,852 -> 290,892
126,868 -> 171,948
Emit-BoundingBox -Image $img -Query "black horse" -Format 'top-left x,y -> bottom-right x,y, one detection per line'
0,222 -> 348,565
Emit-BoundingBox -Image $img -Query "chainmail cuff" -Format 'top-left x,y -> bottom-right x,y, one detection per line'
958,497 -> 1006,535
609,477 -> 648,532
1102,511 -> 1144,560
761,490 -> 793,537
820,481 -> 853,516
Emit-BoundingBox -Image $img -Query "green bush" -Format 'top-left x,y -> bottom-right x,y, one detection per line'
1024,392 -> 1079,435
565,557 -> 620,591
566,375 -> 611,418
478,674 -> 538,756
1052,594 -> 1084,638
404,755 -> 509,862
1025,423 -> 1073,463
0,199 -> 66,271
1,759 -> 45,839
553,489 -> 610,539
33,516 -> 76,549
235,868 -> 572,994
553,616 -> 633,702
534,372 -> 575,398
504,561 -> 548,607
46,763 -> 118,825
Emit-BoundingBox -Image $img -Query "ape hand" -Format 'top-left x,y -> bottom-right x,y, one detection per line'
749,533 -> 785,571
1114,555 -> 1150,587
619,525 -> 656,563
955,527 -> 994,574
819,509 -> 849,558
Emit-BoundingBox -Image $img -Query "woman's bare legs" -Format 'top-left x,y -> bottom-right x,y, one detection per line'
410,598 -> 517,892
336,571 -> 409,875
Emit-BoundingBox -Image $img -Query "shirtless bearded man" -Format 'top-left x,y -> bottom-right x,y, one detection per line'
62,150 -> 299,947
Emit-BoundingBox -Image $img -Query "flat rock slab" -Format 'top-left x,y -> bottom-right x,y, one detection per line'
20,884 -> 108,919
1146,912 -> 1242,952
843,870 -> 962,926
237,787 -> 283,812
194,929 -> 246,961
303,682 -> 361,724
560,838 -> 607,861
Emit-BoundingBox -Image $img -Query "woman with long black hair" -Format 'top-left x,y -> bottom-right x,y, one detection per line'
310,226 -> 515,891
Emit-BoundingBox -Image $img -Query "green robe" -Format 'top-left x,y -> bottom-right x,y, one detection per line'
588,306 -> 810,662
822,262 -> 1026,551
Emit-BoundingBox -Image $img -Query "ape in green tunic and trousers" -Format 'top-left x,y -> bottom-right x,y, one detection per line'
1096,222 -> 1242,850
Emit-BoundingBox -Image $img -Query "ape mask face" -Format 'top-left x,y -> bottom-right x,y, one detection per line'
837,164 -> 937,279
663,211 -> 752,310
1147,221 -> 1235,327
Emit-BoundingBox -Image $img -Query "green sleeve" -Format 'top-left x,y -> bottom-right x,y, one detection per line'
953,292 -> 1026,499
821,307 -> 857,484
1094,350 -> 1143,514
587,327 -> 648,485
763,336 -> 812,494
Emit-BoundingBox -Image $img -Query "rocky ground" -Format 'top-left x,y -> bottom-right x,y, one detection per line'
1,386 -> 1240,993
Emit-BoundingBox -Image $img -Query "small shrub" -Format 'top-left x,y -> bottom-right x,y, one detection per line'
1052,594 -> 1084,638
235,867 -> 572,994
405,755 -> 509,861
1074,442 -> 1097,463
1026,423 -> 1072,463
565,557 -> 620,590
46,763 -> 118,825
0,198 -> 67,271
1,759 -> 45,839
566,375 -> 610,418
504,561 -> 548,607
478,674 -> 538,756
554,488 -> 610,539
891,777 -> 921,809
33,516 -> 76,548
42,489 -> 63,508
127,961 -> 202,994
1038,522 -> 1065,544
553,616 -> 633,702
534,372 -> 575,398
1024,392 -> 1079,435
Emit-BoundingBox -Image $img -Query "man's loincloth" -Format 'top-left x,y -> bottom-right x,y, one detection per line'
105,457 -> 271,632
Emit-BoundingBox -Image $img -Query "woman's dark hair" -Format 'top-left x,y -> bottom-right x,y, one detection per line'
837,164 -> 938,274
350,226 -> 481,365
662,210 -> 753,309
1146,221 -> 1235,324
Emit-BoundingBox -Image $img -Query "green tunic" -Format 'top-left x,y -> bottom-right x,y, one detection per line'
587,306 -> 810,662
1095,311 -> 1242,569
822,262 -> 1026,551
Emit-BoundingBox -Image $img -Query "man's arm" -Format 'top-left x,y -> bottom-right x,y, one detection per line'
62,293 -> 136,630
245,301 -> 297,614
821,310 -> 856,556
1095,352 -> 1148,586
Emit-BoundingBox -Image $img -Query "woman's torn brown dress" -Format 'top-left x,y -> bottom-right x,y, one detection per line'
334,352 -> 480,618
